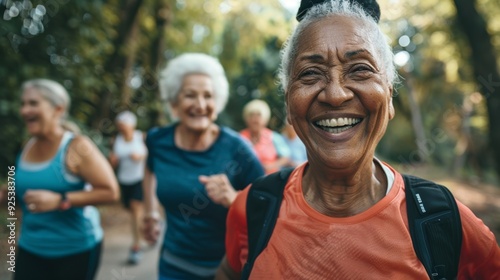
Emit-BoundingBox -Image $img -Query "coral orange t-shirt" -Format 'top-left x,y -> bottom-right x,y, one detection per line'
240,128 -> 279,174
226,163 -> 500,279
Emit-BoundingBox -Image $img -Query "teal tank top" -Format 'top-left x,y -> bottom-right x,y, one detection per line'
15,132 -> 103,258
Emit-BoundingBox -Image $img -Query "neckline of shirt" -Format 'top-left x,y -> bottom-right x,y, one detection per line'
19,131 -> 72,170
289,160 -> 402,224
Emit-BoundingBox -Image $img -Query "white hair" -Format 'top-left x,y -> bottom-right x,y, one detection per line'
278,0 -> 397,91
22,78 -> 80,133
243,99 -> 271,124
115,110 -> 137,126
159,53 -> 229,118
22,79 -> 70,116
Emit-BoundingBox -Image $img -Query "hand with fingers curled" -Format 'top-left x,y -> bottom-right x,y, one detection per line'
142,211 -> 162,245
23,189 -> 62,213
199,174 -> 238,208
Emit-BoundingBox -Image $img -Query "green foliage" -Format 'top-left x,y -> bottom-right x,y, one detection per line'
1,0 -> 499,182
221,36 -> 286,131
0,0 -> 293,177
376,0 -> 499,179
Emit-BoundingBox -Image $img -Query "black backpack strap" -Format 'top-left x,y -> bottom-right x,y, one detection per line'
241,168 -> 294,280
403,174 -> 462,280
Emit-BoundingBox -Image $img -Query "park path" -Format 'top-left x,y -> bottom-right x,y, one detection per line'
96,204 -> 160,280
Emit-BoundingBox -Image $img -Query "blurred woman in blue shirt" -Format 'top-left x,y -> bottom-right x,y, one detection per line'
142,53 -> 264,280
282,123 -> 307,167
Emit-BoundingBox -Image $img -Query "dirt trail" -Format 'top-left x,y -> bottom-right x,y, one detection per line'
96,204 -> 160,280
439,180 -> 500,240
403,165 -> 500,241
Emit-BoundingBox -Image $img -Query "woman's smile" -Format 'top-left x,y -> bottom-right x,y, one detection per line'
314,117 -> 363,134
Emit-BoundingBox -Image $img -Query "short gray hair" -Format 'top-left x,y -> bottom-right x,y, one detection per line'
243,99 -> 271,124
159,53 -> 229,116
278,0 -> 397,91
115,110 -> 137,126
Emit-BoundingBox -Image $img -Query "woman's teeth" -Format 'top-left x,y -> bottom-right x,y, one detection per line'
315,118 -> 361,133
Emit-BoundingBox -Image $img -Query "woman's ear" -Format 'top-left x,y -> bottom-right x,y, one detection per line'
388,86 -> 395,120
285,93 -> 293,125
54,105 -> 65,118
389,98 -> 395,120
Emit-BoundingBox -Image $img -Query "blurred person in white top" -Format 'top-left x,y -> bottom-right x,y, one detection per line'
109,110 -> 147,264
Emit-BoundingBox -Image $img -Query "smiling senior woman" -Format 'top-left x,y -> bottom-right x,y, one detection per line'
14,79 -> 119,280
216,0 -> 500,279
142,53 -> 264,280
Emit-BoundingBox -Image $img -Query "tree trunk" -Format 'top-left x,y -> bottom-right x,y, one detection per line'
453,0 -> 500,180
151,0 -> 169,72
119,17 -> 140,107
406,77 -> 430,162
91,0 -> 144,129
148,0 -> 170,125
453,98 -> 473,174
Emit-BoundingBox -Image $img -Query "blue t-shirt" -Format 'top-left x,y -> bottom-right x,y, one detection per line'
15,132 -> 103,258
146,124 -> 264,278
282,134 -> 307,166
272,131 -> 292,158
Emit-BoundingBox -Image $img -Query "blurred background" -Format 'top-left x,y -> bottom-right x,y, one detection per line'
1,0 -> 500,183
0,0 -> 499,279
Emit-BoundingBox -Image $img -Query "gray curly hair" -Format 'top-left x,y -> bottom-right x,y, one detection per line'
159,53 -> 229,119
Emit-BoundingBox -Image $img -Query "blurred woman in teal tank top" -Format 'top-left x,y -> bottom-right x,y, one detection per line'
14,79 -> 119,280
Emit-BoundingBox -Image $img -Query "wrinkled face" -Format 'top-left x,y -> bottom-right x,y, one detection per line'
172,74 -> 217,133
286,16 -> 394,169
245,111 -> 267,133
20,87 -> 63,136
